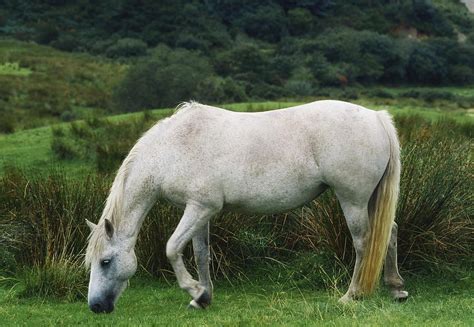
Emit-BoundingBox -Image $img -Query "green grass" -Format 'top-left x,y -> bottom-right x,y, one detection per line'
0,276 -> 472,326
0,62 -> 31,76
0,125 -> 93,177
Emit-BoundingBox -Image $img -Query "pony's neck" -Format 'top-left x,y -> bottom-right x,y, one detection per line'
114,176 -> 159,250
106,139 -> 161,250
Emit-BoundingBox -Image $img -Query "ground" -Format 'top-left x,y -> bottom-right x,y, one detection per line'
0,275 -> 472,326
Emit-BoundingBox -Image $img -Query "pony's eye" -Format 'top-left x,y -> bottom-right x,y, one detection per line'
101,259 -> 111,267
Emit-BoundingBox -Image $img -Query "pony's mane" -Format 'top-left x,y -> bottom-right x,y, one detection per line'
85,102 -> 201,267
175,101 -> 201,115
85,146 -> 137,267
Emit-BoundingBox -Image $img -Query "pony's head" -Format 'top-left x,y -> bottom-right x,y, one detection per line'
85,219 -> 137,313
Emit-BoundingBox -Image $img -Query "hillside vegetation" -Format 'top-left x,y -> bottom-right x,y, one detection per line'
0,40 -> 125,131
1,0 -> 473,122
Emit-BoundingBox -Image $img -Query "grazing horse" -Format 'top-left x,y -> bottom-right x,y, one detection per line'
85,100 -> 408,313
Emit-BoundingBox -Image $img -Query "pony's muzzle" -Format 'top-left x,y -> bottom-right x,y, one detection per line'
89,300 -> 114,314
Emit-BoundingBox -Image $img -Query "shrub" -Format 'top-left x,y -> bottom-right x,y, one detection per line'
214,43 -> 269,83
105,38 -> 148,58
284,80 -> 314,97
51,34 -> 82,52
35,22 -> 58,44
0,245 -> 16,276
340,88 -> 359,100
448,65 -> 474,84
366,88 -> 395,99
406,44 -> 447,84
51,137 -> 78,160
306,29 -> 405,84
284,67 -> 316,97
194,76 -> 226,104
0,114 -> 15,133
234,4 -> 287,42
113,45 -> 213,111
222,78 -> 248,102
60,110 -> 76,122
399,89 -> 455,102
287,8 -> 313,36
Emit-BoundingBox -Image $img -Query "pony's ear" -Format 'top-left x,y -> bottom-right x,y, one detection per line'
104,218 -> 114,239
85,219 -> 97,232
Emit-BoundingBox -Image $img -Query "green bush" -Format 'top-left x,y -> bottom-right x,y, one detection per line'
448,65 -> 474,84
234,4 -> 286,42
366,88 -> 395,99
193,76 -> 250,104
0,246 -> 16,276
0,114 -> 15,133
51,137 -> 78,160
51,34 -> 82,52
399,89 -> 456,102
60,110 -> 76,122
105,38 -> 148,58
284,67 -> 316,97
35,22 -> 58,45
287,8 -> 313,36
406,44 -> 447,84
113,45 -> 213,111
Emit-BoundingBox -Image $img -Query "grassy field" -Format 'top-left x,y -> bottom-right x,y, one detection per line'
0,101 -> 472,326
0,274 -> 472,326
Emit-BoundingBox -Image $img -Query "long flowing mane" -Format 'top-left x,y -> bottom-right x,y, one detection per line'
85,150 -> 135,267
84,102 -> 200,267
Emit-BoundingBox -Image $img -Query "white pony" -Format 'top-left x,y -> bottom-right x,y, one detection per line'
85,100 -> 408,313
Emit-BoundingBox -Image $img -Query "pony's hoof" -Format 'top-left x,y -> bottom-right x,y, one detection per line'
196,290 -> 211,308
188,299 -> 204,310
392,290 -> 409,302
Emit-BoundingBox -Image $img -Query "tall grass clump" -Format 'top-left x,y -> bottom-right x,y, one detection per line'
17,257 -> 88,301
0,168 -> 108,300
395,117 -> 473,270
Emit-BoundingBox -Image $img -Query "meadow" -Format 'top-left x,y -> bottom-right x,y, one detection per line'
1,94 -> 473,326
0,39 -> 473,326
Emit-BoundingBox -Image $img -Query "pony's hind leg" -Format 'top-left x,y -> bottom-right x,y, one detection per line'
166,203 -> 219,309
192,222 -> 213,308
384,222 -> 408,301
337,199 -> 370,303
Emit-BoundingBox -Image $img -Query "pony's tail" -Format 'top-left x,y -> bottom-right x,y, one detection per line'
356,110 -> 401,295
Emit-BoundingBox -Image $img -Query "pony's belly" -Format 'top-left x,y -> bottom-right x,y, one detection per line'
223,182 -> 328,214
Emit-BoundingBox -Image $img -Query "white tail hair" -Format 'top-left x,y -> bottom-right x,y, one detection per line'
355,110 -> 401,294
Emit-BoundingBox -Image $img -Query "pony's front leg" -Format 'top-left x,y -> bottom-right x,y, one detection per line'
384,222 -> 408,301
166,202 -> 218,309
191,222 -> 213,308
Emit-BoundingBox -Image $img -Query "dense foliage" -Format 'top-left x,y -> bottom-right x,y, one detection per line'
1,0 -> 473,113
